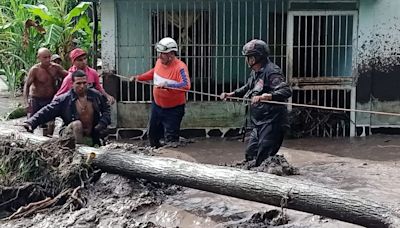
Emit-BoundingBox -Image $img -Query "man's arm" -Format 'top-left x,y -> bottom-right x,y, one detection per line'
232,77 -> 252,97
220,77 -> 251,100
130,68 -> 155,82
54,74 -> 73,98
23,67 -> 36,105
56,64 -> 69,78
269,74 -> 292,101
251,74 -> 292,104
165,67 -> 190,90
91,69 -> 115,104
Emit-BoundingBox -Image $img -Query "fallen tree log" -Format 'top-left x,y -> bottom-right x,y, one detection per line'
2,127 -> 400,227
79,147 -> 400,228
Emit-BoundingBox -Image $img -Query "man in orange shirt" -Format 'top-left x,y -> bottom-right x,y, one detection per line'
130,37 -> 190,148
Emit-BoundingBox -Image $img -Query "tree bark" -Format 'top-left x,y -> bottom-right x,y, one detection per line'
78,147 -> 400,228
1,128 -> 400,227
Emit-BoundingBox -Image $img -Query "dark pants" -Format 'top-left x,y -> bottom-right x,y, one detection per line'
28,96 -> 53,128
148,102 -> 185,147
28,96 -> 52,118
245,122 -> 285,166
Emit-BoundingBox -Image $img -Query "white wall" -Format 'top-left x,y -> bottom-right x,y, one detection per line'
356,0 -> 400,127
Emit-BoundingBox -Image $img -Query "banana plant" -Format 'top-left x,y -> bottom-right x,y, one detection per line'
0,0 -> 39,95
22,1 -> 92,67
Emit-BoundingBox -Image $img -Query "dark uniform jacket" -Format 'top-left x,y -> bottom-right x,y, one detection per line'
233,60 -> 292,127
26,88 -> 111,138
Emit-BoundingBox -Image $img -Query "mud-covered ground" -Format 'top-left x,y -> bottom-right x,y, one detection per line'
0,132 -> 299,228
2,127 -> 400,227
1,96 -> 400,228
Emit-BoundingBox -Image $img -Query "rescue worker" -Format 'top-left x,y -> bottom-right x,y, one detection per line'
220,39 -> 292,166
130,37 -> 191,148
23,70 -> 111,146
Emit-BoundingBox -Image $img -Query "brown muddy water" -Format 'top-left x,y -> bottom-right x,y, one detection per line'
2,120 -> 400,227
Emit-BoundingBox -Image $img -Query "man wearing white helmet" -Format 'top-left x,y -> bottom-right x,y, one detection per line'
220,39 -> 292,166
130,37 -> 191,148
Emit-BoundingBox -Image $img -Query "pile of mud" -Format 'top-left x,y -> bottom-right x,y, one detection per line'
0,135 -> 297,227
229,155 -> 300,176
0,133 -> 89,219
0,135 -> 179,227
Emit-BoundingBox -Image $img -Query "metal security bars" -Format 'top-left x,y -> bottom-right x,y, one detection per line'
286,11 -> 358,136
115,1 -> 358,137
116,0 -> 288,102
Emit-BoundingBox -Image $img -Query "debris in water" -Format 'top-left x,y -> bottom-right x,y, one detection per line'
229,155 -> 300,176
228,209 -> 288,227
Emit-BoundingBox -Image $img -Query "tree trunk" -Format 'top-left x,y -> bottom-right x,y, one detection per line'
79,147 -> 400,228
1,128 -> 399,227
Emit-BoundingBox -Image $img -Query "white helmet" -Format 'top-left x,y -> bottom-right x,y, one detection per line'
156,37 -> 178,53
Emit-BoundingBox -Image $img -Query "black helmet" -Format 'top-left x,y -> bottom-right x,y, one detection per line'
242,39 -> 269,57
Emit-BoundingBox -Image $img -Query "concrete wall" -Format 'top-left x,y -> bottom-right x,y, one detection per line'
100,0 -> 116,73
356,0 -> 400,128
117,102 -> 245,128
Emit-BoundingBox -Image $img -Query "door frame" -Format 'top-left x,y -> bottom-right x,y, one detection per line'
286,10 -> 358,136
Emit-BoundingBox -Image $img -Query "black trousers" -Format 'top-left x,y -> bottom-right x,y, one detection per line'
148,102 -> 185,147
245,122 -> 284,166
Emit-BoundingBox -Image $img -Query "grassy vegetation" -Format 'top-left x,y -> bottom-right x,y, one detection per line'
0,0 -> 95,96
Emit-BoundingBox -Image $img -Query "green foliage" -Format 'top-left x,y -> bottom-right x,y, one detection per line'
0,0 -> 96,95
0,0 -> 39,95
23,1 -> 93,67
5,105 -> 27,120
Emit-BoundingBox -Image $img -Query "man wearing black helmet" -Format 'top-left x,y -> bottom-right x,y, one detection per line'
220,39 -> 292,166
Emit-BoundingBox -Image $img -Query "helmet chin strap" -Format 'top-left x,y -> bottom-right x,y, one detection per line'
246,56 -> 259,68
247,55 -> 269,69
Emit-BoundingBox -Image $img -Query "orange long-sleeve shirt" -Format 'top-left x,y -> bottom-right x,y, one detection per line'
137,58 -> 190,108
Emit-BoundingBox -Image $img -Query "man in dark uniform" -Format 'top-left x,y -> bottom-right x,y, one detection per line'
220,39 -> 292,166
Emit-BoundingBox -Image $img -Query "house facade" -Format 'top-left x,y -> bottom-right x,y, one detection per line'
100,0 -> 400,138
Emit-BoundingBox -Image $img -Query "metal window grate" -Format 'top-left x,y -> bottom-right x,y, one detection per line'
286,11 -> 358,137
291,88 -> 352,137
115,1 -> 358,137
116,0 -> 288,102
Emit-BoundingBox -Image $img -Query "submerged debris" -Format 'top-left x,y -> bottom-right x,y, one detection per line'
288,107 -> 350,138
230,155 -> 300,176
230,209 -> 289,228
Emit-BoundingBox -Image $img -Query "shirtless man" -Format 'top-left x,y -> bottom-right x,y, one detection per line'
24,47 -> 68,136
23,70 -> 111,146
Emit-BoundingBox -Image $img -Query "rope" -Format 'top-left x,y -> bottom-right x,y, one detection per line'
112,73 -> 400,117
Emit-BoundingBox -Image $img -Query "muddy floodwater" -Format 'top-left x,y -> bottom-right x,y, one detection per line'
1,118 -> 400,227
